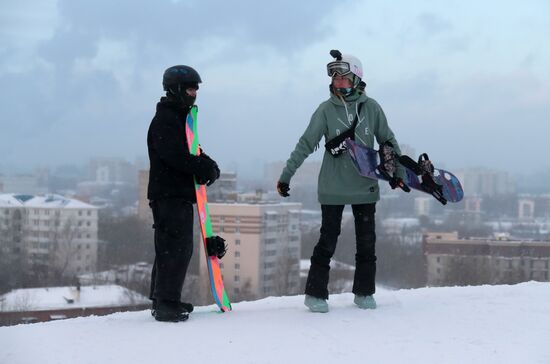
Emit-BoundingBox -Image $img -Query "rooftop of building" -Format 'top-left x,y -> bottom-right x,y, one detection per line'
0,193 -> 97,209
0,285 -> 148,312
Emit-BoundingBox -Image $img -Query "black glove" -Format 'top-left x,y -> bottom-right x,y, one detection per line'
277,181 -> 290,197
206,236 -> 227,259
194,155 -> 220,186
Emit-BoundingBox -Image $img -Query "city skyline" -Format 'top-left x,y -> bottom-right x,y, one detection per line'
1,0 -> 549,177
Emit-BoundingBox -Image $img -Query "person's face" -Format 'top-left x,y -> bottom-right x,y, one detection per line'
185,87 -> 197,97
332,75 -> 352,88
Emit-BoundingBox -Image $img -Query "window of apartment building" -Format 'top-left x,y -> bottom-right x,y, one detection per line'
87,211 -> 92,216
235,251 -> 240,258
234,275 -> 240,282
78,211 -> 83,216
87,221 -> 91,227
34,209 -> 39,215
78,221 -> 83,227
220,263 -> 224,269
77,255 -> 81,261
33,219 -> 39,226
235,263 -> 240,270
45,210 -> 50,215
86,234 -> 91,239
86,244 -> 90,249
235,239 -> 241,246
265,250 -> 276,257
234,287 -> 240,294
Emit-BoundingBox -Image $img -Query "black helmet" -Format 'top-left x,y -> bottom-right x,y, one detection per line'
162,65 -> 202,91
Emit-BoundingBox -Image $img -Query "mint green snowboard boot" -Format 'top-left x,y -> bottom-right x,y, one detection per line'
304,295 -> 329,313
354,295 -> 377,309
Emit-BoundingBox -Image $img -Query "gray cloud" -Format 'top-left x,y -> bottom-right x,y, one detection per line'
0,0 -> 348,171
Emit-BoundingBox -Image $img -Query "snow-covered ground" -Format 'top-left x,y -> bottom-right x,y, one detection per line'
1,282 -> 549,364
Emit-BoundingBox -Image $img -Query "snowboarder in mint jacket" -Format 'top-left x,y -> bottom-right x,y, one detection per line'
147,65 -> 221,322
277,50 -> 404,313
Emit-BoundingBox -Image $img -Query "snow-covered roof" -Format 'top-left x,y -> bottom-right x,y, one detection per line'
0,193 -> 97,209
0,285 -> 148,312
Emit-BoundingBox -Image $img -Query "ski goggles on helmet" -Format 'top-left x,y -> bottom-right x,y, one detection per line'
327,61 -> 351,77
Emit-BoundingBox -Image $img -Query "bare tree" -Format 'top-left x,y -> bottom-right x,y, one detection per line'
50,213 -> 80,279
0,209 -> 30,293
273,248 -> 300,296
442,255 -> 493,286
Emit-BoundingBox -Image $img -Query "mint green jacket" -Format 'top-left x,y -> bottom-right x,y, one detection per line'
279,92 -> 403,205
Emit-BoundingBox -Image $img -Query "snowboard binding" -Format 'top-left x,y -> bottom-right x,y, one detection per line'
377,142 -> 411,193
398,153 -> 447,205
206,236 -> 228,259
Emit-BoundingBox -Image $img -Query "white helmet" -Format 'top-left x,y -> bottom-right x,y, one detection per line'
327,50 -> 363,88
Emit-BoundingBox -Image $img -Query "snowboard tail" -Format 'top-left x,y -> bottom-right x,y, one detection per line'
345,138 -> 464,204
185,106 -> 232,312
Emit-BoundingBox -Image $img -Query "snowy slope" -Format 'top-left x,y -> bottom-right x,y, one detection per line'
1,282 -> 549,364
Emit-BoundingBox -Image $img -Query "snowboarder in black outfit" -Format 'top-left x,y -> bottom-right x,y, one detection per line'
147,65 -> 221,322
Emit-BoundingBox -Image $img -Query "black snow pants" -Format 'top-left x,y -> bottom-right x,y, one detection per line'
305,203 -> 377,299
149,198 -> 194,302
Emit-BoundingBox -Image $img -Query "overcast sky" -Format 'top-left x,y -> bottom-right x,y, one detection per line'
1,0 -> 549,178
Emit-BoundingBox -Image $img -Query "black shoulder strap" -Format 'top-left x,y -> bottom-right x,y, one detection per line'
324,101 -> 366,156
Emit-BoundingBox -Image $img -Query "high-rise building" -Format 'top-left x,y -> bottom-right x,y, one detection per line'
205,202 -> 302,301
456,168 -> 516,197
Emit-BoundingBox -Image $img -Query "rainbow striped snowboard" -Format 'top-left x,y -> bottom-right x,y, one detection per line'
185,105 -> 232,312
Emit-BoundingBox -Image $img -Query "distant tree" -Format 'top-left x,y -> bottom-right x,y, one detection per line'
50,214 -> 80,279
0,209 -> 29,293
441,256 -> 492,286
273,247 -> 300,297
98,215 -> 154,267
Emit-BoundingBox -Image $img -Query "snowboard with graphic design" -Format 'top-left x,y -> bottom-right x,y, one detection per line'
345,138 -> 464,204
185,105 -> 232,312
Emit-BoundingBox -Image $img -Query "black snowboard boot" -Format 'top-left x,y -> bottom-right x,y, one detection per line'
153,300 -> 190,322
151,299 -> 194,317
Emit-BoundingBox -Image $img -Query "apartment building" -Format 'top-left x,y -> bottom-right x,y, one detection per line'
424,232 -> 550,286
205,202 -> 302,301
0,193 -> 99,278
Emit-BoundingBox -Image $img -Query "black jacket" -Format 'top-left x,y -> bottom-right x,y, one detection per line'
147,97 -> 198,201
